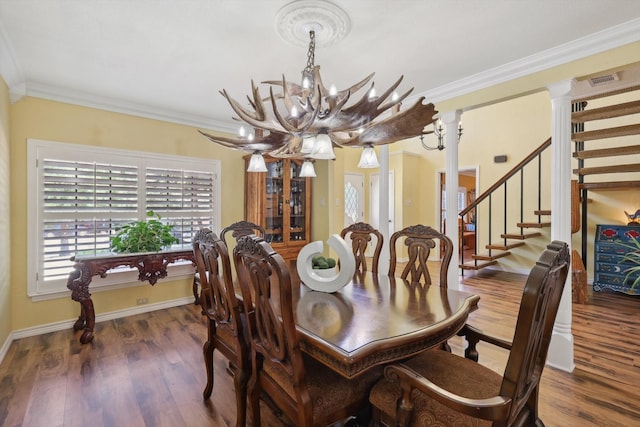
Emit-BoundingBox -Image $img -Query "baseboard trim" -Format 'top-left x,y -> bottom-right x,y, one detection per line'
0,296 -> 194,366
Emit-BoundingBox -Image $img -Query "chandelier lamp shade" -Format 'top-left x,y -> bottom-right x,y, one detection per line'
199,19 -> 437,176
299,160 -> 317,177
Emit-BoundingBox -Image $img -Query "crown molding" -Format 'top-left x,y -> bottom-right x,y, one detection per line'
2,18 -> 639,133
414,17 -> 640,104
24,81 -> 238,133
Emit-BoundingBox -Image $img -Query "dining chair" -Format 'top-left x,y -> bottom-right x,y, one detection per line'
192,228 -> 250,427
369,240 -> 570,427
191,220 -> 267,304
233,234 -> 383,427
388,224 -> 453,287
340,222 -> 384,273
221,220 -> 268,246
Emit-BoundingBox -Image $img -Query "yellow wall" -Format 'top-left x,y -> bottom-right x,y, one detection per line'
5,44 -> 640,339
9,97 -> 246,331
0,76 -> 11,346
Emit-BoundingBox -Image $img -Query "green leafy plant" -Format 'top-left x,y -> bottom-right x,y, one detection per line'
619,235 -> 640,290
312,255 -> 336,270
110,211 -> 178,253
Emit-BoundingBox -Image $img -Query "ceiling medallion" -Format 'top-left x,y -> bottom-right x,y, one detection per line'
274,0 -> 351,48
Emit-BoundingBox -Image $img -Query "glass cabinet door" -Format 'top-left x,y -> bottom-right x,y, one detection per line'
265,159 -> 284,243
289,160 -> 307,242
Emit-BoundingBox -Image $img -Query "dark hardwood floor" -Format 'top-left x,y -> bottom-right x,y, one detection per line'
1,266 -> 639,426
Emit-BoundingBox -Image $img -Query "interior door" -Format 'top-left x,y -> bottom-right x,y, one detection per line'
370,171 -> 395,237
344,173 -> 365,227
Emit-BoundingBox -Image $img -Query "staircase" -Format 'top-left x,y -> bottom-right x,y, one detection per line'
458,85 -> 640,272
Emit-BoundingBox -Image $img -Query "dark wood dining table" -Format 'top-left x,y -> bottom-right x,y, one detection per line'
281,271 -> 480,379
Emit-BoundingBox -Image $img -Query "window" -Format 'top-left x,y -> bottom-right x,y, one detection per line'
27,139 -> 220,299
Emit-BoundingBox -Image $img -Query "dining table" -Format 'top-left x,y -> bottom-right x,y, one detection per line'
269,269 -> 480,379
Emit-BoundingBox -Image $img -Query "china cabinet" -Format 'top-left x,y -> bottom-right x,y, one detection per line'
245,157 -> 312,259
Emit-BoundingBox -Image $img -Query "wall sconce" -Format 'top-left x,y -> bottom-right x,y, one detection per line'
420,119 -> 463,151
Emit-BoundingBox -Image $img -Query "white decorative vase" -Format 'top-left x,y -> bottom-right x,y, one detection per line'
296,235 -> 356,293
314,267 -> 337,278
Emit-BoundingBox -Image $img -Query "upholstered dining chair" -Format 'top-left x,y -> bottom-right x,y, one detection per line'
388,224 -> 453,287
369,240 -> 570,427
233,234 -> 383,427
192,228 -> 250,427
340,222 -> 384,273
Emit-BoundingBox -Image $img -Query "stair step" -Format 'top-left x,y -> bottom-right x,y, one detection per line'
573,144 -> 640,160
486,242 -> 526,250
500,232 -> 541,240
472,251 -> 511,261
574,163 -> 640,175
517,221 -> 551,228
572,100 -> 640,123
579,180 -> 640,190
534,210 -> 551,216
572,124 -> 640,141
459,260 -> 498,271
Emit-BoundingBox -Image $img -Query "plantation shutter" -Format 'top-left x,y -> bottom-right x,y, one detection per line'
29,139 -> 221,298
145,167 -> 216,244
41,158 -> 139,282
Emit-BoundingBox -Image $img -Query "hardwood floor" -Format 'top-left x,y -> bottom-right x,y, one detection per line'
1,267 -> 639,426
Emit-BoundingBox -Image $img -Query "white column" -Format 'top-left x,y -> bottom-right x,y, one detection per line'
442,110 -> 462,291
546,79 -> 575,373
378,145 -> 390,274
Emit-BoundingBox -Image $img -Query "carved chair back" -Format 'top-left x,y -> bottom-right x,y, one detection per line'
192,228 -> 249,426
371,241 -> 570,427
499,240 -> 569,424
233,234 -> 312,424
221,220 -> 267,247
233,234 -> 381,426
389,224 -> 453,287
340,222 -> 383,273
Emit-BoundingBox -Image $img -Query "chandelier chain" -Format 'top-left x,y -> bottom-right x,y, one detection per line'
304,30 -> 316,74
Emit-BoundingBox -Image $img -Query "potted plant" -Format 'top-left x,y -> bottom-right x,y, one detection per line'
110,211 -> 178,253
312,255 -> 337,278
620,235 -> 640,290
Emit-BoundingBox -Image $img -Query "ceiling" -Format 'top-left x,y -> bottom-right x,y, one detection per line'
1,0 -> 639,133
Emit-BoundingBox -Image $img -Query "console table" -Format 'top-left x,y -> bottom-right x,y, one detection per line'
66,249 -> 195,344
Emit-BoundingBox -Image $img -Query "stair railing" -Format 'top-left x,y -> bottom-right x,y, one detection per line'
458,138 -> 552,267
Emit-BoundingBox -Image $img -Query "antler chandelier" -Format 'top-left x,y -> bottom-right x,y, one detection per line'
199,4 -> 437,177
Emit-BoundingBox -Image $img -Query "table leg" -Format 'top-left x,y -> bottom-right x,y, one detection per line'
79,298 -> 95,344
67,264 -> 96,344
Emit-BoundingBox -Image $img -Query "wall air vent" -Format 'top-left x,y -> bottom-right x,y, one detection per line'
588,72 -> 619,87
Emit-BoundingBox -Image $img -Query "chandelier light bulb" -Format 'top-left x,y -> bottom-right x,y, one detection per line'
239,126 -> 246,137
291,106 -> 298,117
392,91 -> 399,101
329,84 -> 337,96
248,133 -> 254,141
368,87 -> 376,99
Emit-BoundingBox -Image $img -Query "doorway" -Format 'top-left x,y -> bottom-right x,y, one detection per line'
344,173 -> 365,227
439,168 -> 478,258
